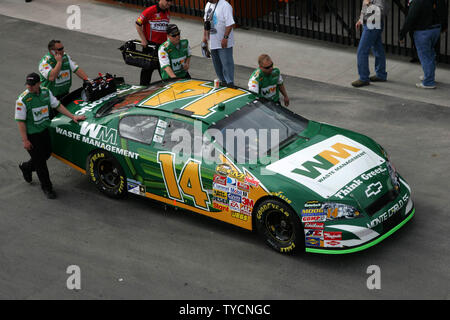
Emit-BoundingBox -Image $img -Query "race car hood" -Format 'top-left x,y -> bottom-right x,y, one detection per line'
260,121 -> 395,208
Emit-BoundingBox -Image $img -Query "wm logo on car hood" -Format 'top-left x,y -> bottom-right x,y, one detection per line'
266,135 -> 385,198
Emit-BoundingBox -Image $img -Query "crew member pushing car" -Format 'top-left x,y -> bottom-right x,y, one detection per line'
16,73 -> 86,199
136,0 -> 172,85
248,54 -> 289,107
158,24 -> 192,80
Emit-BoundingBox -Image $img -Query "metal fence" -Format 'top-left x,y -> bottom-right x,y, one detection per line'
118,0 -> 450,63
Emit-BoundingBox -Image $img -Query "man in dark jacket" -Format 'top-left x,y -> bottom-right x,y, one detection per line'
399,0 -> 448,89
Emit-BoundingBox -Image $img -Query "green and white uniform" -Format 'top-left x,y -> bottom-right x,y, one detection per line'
248,68 -> 284,102
15,87 -> 61,135
38,52 -> 79,97
158,39 -> 191,80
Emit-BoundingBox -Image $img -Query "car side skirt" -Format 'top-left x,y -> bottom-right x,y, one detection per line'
51,153 -> 253,231
52,153 -> 86,174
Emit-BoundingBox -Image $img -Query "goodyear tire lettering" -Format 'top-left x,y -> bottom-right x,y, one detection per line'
87,150 -> 127,199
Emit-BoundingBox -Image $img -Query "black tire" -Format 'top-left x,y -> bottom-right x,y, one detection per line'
87,150 -> 127,199
254,198 -> 304,254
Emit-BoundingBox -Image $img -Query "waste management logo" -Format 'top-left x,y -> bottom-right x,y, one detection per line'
266,135 -> 385,198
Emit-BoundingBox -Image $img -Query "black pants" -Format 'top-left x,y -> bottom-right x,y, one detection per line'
22,128 -> 53,191
140,45 -> 162,86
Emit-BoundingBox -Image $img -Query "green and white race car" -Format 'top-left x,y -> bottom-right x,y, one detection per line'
49,78 -> 414,254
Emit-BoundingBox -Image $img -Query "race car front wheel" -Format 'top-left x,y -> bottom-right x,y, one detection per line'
255,198 -> 304,254
87,150 -> 127,199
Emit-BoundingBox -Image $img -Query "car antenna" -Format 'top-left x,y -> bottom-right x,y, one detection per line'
213,80 -> 218,110
157,87 -> 161,106
171,84 -> 177,104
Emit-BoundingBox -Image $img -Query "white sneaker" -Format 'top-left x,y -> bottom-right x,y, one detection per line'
416,83 -> 436,89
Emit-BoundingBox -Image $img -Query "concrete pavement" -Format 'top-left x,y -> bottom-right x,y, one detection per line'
1,15 -> 450,299
1,0 -> 450,107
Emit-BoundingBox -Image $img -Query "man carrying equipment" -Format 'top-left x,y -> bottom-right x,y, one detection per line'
136,0 -> 172,85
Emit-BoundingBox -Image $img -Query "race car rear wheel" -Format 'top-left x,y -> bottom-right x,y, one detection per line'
87,150 -> 127,199
255,198 -> 304,254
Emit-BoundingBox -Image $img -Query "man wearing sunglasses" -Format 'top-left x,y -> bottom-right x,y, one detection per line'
38,40 -> 89,101
248,54 -> 290,107
158,24 -> 191,80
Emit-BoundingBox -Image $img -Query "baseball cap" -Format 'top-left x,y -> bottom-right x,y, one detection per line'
25,72 -> 41,86
166,24 -> 180,36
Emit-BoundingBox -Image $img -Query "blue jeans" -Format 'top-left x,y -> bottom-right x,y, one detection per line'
211,47 -> 234,85
414,27 -> 441,86
357,25 -> 387,82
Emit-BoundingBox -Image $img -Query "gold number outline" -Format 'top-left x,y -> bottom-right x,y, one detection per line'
157,151 -> 183,202
157,151 -> 211,211
139,79 -> 251,119
180,87 -> 251,119
177,157 -> 211,211
139,80 -> 214,109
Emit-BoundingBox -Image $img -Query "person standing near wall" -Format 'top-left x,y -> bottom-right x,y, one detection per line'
203,0 -> 235,87
399,0 -> 448,89
351,0 -> 388,88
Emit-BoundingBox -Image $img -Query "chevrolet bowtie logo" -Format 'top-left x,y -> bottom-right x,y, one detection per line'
365,182 -> 382,198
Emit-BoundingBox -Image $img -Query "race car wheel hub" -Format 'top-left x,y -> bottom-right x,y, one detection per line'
265,210 -> 293,242
98,160 -> 120,189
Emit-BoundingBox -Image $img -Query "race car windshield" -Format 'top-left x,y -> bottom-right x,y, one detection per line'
209,100 -> 308,164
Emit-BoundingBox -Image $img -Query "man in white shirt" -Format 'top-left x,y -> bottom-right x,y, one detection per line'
202,0 -> 235,86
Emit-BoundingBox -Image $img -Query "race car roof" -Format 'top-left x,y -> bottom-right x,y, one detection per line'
134,79 -> 257,125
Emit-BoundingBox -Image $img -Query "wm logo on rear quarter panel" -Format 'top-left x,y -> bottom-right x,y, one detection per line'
80,121 -> 118,144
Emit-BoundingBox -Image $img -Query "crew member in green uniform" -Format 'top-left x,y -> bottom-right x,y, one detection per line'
16,73 -> 86,199
38,40 -> 89,100
158,24 -> 192,80
248,54 -> 289,107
